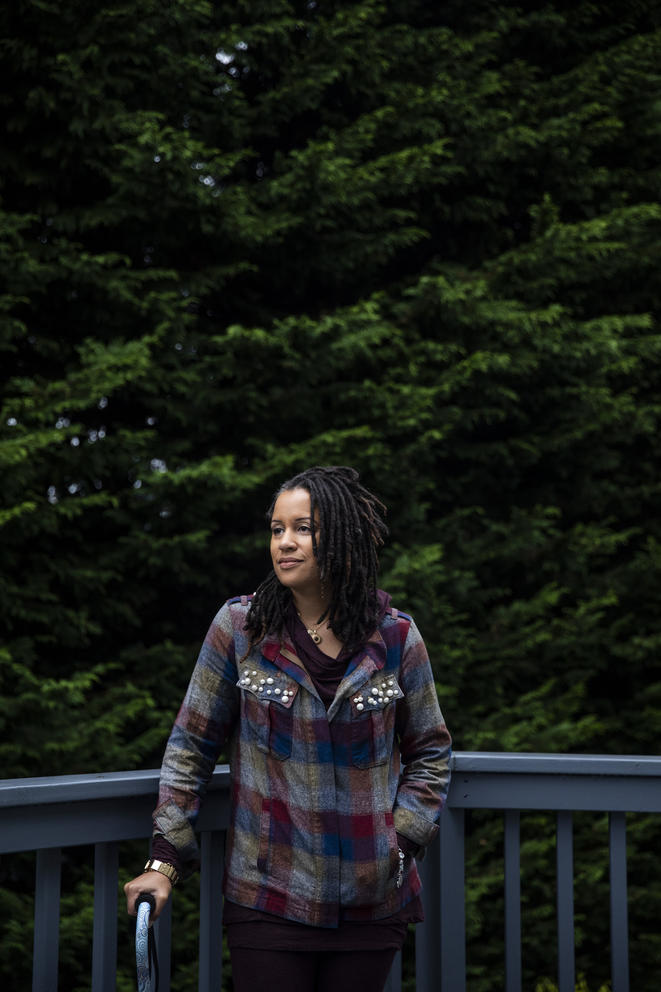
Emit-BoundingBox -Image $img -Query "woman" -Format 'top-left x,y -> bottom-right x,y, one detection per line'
125,465 -> 452,992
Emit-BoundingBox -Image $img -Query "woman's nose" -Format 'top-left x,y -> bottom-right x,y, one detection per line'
279,529 -> 296,548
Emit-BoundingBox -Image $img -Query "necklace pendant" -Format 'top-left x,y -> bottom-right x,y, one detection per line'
309,629 -> 322,644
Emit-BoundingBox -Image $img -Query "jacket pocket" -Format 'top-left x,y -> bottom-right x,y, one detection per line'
350,676 -> 403,769
257,797 -> 292,886
341,808 -> 401,907
237,664 -> 296,760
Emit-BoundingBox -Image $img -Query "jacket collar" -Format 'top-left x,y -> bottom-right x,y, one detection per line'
261,635 -> 320,700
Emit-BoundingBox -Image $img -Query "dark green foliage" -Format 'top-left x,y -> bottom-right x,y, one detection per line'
1,0 -> 660,988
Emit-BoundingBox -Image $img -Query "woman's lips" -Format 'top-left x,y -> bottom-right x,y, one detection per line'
278,559 -> 301,569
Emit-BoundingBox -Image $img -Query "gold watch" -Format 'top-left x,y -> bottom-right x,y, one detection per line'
144,858 -> 179,886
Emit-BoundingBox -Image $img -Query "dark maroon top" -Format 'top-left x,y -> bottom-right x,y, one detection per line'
152,592 -> 424,950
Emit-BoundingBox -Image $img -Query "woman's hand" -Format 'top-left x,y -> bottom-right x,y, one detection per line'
124,870 -> 173,921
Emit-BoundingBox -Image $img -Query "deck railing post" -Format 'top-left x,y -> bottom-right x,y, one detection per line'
504,810 -> 522,992
415,830 -> 441,992
383,949 -> 402,992
439,806 -> 466,992
33,847 -> 61,992
154,892 -> 172,992
609,812 -> 630,992
91,841 -> 118,992
556,811 -> 575,992
198,829 -> 225,992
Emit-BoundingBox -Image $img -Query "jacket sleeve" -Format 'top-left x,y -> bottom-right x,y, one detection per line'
152,602 -> 240,875
393,617 -> 452,852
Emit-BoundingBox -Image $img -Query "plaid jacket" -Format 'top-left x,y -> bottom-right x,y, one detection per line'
153,596 -> 452,927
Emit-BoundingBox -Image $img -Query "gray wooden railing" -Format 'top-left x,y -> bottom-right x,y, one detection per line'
1,752 -> 659,992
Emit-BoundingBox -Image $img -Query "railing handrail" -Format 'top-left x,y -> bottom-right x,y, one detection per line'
448,750 -> 661,776
0,765 -> 224,808
1,750 -> 659,811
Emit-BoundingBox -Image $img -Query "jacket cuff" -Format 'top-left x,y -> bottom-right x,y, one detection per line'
395,832 -> 420,858
150,835 -> 183,876
152,799 -> 200,878
393,805 -> 439,851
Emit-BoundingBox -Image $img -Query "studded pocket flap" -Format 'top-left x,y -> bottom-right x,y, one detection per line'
237,665 -> 298,708
350,675 -> 403,713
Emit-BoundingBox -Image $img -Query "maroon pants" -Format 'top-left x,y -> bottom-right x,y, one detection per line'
229,946 -> 398,992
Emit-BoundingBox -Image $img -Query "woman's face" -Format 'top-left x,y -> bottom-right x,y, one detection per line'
270,487 -> 322,598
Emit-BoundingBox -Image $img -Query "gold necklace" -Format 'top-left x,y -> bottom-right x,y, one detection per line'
296,610 -> 326,644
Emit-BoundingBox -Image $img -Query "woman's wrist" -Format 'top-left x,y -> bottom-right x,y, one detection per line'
143,858 -> 179,886
150,835 -> 183,877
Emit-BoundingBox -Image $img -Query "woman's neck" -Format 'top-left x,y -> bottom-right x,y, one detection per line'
291,589 -> 344,658
292,589 -> 329,625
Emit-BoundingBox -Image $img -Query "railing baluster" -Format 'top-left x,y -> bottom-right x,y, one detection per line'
504,811 -> 522,992
439,807 -> 466,992
416,830 -> 441,992
33,847 -> 61,992
154,894 -> 172,992
199,829 -> 225,992
609,812 -> 630,992
556,811 -> 575,992
383,949 -> 402,992
91,841 -> 118,992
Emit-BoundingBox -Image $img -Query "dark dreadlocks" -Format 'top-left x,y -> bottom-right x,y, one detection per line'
243,466 -> 388,654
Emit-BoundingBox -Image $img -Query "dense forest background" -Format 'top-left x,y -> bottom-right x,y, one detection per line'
1,0 -> 660,989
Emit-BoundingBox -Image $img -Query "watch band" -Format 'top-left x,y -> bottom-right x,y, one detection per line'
144,858 -> 179,886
